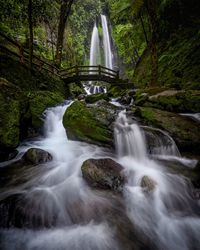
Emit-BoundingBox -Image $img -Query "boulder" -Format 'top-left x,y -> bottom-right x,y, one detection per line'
146,90 -> 200,113
135,107 -> 200,153
140,176 -> 157,192
0,148 -> 52,189
81,158 -> 125,191
23,148 -> 53,164
63,101 -> 116,147
27,90 -> 64,129
85,93 -> 109,104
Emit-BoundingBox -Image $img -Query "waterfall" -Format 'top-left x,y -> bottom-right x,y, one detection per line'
101,14 -> 113,70
89,23 -> 101,67
1,103 -> 200,250
114,110 -> 147,160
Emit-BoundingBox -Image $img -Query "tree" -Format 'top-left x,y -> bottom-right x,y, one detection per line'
28,0 -> 33,69
55,0 -> 74,67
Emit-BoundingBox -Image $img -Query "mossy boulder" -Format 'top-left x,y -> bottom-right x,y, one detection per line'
81,158 -> 125,191
23,148 -> 52,164
68,83 -> 84,98
85,93 -> 109,104
135,107 -> 200,153
0,78 -> 21,149
28,91 -> 64,129
108,85 -> 128,98
146,90 -> 200,113
63,101 -> 113,147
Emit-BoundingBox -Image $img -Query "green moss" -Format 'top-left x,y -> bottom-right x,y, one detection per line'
63,101 -> 112,146
136,107 -> 200,152
148,90 -> 200,112
68,83 -> 84,98
108,86 -> 127,98
0,78 -> 21,148
28,91 -> 64,129
85,93 -> 109,104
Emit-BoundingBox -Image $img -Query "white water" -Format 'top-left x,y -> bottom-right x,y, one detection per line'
114,110 -> 200,250
0,102 -> 119,249
180,113 -> 200,123
1,104 -> 200,250
89,23 -> 101,67
101,15 -> 113,70
84,84 -> 107,95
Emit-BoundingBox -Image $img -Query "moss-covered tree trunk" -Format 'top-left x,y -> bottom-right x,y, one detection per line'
28,0 -> 33,70
146,0 -> 158,86
55,0 -> 73,67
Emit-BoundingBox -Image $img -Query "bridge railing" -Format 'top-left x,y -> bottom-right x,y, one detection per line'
0,31 -> 59,76
59,65 -> 119,79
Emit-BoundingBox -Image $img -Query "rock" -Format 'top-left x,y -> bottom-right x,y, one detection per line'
63,101 -> 115,147
141,176 -> 157,192
69,83 -> 84,98
23,148 -> 53,164
135,107 -> 200,153
85,93 -> 109,104
81,158 -> 125,191
147,90 -> 200,113
118,95 -> 132,105
28,90 -> 64,130
108,85 -> 128,98
0,149 -> 18,162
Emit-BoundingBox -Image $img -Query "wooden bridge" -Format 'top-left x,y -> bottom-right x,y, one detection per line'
59,65 -> 129,85
0,32 -> 130,85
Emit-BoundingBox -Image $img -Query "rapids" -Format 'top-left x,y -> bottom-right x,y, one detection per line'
0,102 -> 200,250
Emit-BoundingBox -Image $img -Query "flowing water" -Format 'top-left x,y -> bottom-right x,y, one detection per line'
89,23 -> 101,67
0,104 -> 200,250
101,14 -> 113,70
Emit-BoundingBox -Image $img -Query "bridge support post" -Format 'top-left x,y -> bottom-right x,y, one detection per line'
99,65 -> 101,80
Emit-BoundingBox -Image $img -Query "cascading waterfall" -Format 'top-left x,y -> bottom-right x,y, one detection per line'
85,15 -> 114,95
115,110 -> 200,250
101,14 -> 113,70
89,23 -> 101,67
1,104 -> 200,250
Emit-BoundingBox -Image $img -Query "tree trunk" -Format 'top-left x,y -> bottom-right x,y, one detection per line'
55,0 -> 73,67
139,12 -> 148,45
28,0 -> 33,70
146,0 -> 158,86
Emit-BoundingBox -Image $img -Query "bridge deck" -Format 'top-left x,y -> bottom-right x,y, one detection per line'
59,65 -> 129,85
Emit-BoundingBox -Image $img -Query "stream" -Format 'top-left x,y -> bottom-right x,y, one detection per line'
0,100 -> 200,250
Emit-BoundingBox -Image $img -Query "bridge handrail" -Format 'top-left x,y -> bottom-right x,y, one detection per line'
59,65 -> 119,78
0,31 -> 59,75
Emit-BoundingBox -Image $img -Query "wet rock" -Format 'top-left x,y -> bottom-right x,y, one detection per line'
0,148 -> 18,162
147,90 -> 200,113
85,93 -> 109,104
63,101 -> 116,147
81,158 -> 125,191
118,95 -> 132,105
141,176 -> 157,192
23,148 -> 53,164
135,107 -> 200,153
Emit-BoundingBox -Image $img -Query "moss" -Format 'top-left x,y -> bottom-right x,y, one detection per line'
68,83 -> 84,98
0,53 -> 68,96
85,93 -> 109,104
136,107 -> 200,152
63,101 -> 112,146
133,29 -> 200,90
147,90 -> 200,112
28,91 -> 64,129
108,85 -> 127,98
0,78 -> 21,148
